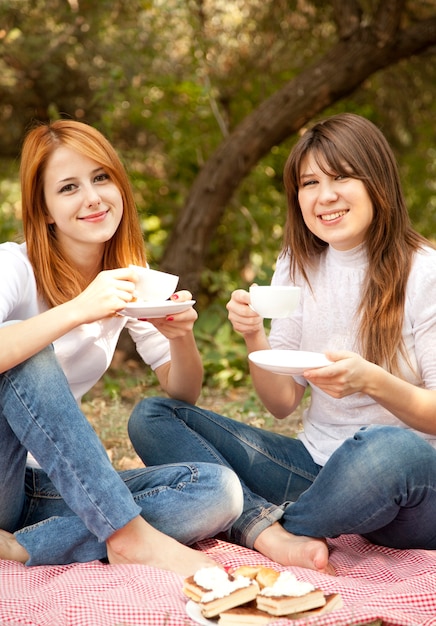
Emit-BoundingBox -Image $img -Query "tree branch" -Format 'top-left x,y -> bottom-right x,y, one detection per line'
331,0 -> 362,39
161,8 -> 436,292
373,0 -> 405,45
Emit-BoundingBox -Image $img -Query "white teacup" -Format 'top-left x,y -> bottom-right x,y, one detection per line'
249,285 -> 300,319
130,265 -> 179,302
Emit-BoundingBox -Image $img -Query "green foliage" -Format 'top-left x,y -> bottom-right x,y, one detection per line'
194,302 -> 248,388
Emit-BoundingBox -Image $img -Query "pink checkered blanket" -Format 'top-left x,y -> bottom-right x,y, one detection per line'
1,534 -> 436,625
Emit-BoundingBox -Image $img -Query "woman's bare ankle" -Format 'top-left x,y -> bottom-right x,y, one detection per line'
253,522 -> 334,575
0,529 -> 29,564
106,516 -> 217,576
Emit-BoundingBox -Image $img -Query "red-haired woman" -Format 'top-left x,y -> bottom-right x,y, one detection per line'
0,120 -> 243,575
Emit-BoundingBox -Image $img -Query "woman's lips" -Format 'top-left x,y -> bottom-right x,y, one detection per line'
79,209 -> 109,222
319,209 -> 349,222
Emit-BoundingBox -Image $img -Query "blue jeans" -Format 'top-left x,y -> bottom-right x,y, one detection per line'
0,347 -> 243,565
129,397 -> 436,550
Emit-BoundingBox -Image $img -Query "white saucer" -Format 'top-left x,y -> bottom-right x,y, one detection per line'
186,600 -> 217,625
119,299 -> 195,319
249,349 -> 332,375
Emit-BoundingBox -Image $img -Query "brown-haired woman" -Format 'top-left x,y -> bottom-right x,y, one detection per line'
0,120 -> 243,575
128,113 -> 436,574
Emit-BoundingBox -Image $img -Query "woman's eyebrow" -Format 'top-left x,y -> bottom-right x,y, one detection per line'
299,171 -> 315,180
56,167 -> 105,184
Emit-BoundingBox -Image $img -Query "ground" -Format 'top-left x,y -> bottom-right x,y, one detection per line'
82,350 -> 305,470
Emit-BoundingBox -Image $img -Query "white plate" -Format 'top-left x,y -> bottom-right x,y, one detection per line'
249,350 -> 332,375
119,299 -> 196,319
186,600 -> 217,625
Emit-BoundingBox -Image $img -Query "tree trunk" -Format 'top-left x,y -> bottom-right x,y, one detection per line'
160,0 -> 436,295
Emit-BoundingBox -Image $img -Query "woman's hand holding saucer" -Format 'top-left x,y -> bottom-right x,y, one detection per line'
142,290 -> 198,339
304,351 -> 376,399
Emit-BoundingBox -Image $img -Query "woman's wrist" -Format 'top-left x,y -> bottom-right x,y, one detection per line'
244,328 -> 269,353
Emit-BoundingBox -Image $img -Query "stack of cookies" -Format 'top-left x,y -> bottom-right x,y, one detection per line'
183,565 -> 342,624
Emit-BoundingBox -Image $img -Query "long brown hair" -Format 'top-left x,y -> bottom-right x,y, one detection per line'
282,113 -> 429,373
20,119 -> 147,307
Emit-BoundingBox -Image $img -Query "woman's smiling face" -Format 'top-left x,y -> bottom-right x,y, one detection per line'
297,152 -> 374,251
43,146 -> 124,257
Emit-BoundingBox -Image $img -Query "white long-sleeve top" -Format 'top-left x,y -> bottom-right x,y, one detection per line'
0,242 -> 171,404
269,243 -> 436,465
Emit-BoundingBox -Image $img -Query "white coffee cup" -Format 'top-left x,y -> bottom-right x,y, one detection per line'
249,285 -> 300,318
130,265 -> 179,302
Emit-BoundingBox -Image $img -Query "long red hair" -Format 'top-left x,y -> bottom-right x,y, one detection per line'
20,120 -> 146,307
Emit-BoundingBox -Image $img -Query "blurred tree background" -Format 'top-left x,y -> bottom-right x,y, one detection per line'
1,0 -> 436,390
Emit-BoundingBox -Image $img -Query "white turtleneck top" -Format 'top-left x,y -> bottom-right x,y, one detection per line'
269,243 -> 436,466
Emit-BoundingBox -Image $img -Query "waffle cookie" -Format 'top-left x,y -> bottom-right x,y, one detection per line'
218,594 -> 343,625
217,601 -> 274,625
183,566 -> 259,619
184,565 -> 342,623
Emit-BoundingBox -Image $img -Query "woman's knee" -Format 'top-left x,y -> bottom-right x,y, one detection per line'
353,426 -> 436,477
357,425 -> 428,453
204,464 -> 244,522
128,396 -> 171,438
2,345 -> 57,384
128,397 -> 187,455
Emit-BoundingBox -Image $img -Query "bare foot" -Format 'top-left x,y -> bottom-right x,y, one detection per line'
0,529 -> 29,563
106,516 -> 217,577
254,522 -> 335,575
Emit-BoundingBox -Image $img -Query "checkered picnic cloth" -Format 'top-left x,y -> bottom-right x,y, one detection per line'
1,534 -> 436,625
